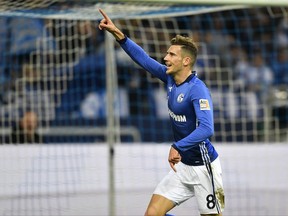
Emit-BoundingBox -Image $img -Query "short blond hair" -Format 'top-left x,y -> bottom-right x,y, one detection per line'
170,35 -> 198,66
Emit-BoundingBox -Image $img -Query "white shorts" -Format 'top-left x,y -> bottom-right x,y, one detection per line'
153,157 -> 225,214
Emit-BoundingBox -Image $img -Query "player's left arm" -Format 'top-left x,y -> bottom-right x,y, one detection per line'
173,86 -> 214,152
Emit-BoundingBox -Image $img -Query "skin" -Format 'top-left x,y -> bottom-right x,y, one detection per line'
20,111 -> 38,139
164,45 -> 193,85
98,8 -> 222,216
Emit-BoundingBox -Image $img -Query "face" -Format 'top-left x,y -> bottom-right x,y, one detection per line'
20,112 -> 38,134
164,45 -> 184,75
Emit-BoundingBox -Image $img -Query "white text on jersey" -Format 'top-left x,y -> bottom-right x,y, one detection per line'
168,108 -> 187,122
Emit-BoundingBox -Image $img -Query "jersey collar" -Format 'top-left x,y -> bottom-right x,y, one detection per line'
176,71 -> 196,87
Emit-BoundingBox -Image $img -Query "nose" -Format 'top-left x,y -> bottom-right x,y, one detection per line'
164,54 -> 168,62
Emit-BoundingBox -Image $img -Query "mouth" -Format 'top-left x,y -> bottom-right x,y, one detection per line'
166,63 -> 172,69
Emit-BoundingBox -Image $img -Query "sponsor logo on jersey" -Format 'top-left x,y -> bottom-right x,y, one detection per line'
199,99 -> 210,110
168,108 -> 187,122
177,93 -> 184,103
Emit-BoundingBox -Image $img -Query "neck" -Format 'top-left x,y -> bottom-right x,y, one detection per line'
173,70 -> 193,85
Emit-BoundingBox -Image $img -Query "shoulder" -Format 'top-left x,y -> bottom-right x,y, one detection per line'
189,77 -> 212,99
191,76 -> 209,91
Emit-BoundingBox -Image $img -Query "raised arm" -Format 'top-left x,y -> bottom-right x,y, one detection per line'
98,8 -> 168,83
98,8 -> 125,41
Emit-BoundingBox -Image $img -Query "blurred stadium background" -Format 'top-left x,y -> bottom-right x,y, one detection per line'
0,1 -> 287,215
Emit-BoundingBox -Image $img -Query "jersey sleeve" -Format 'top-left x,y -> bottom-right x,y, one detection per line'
173,83 -> 214,152
118,37 -> 168,83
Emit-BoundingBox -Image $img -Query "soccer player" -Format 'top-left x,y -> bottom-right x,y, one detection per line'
98,9 -> 225,216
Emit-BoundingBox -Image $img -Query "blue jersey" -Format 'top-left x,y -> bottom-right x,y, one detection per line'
119,37 -> 218,166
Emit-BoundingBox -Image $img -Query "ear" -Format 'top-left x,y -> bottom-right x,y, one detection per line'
183,56 -> 191,66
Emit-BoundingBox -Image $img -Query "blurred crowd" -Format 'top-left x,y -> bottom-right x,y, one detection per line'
0,7 -> 287,143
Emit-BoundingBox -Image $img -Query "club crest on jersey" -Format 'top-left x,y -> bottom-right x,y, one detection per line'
177,93 -> 184,103
199,99 -> 210,110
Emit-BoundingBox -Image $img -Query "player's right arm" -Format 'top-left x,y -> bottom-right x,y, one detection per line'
98,8 -> 125,41
98,9 -> 167,83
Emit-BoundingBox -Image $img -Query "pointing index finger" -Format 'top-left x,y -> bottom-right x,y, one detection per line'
99,8 -> 110,21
